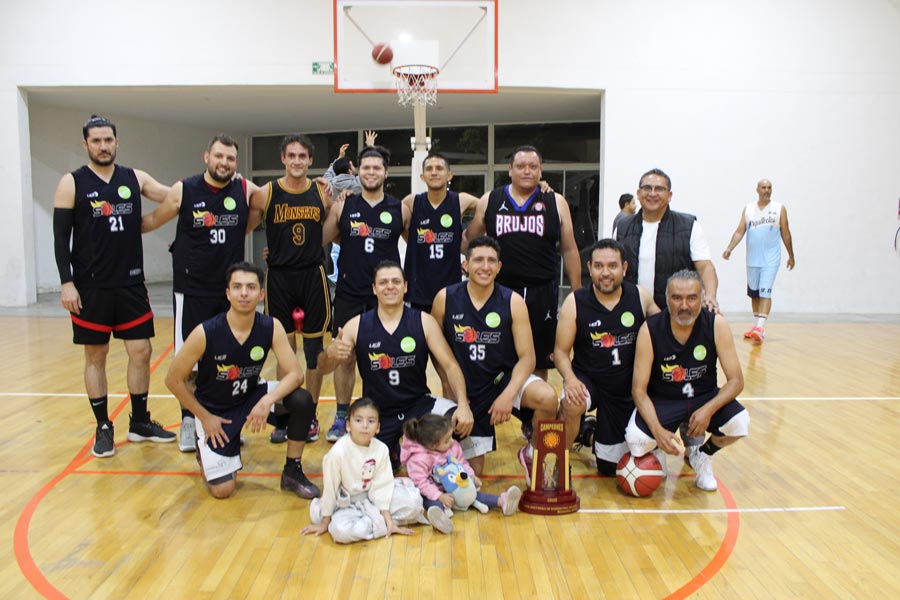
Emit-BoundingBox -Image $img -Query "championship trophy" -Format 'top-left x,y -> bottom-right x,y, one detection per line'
520,420 -> 580,515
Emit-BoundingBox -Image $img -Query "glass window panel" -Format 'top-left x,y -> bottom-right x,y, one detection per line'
370,129 -> 416,167
494,122 -> 600,164
429,126 -> 489,165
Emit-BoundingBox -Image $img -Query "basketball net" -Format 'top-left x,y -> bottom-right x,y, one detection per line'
393,64 -> 439,107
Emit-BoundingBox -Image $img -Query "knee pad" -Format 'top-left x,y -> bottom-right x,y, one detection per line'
303,337 -> 324,369
284,388 -> 315,441
719,408 -> 750,437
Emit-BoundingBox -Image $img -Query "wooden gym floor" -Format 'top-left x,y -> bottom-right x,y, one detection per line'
0,310 -> 898,599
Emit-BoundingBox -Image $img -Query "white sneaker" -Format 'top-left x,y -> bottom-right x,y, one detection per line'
690,450 -> 718,491
499,486 -> 522,516
684,443 -> 700,469
178,416 -> 196,452
427,505 -> 453,534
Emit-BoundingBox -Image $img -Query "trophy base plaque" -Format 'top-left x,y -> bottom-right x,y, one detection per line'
519,420 -> 580,515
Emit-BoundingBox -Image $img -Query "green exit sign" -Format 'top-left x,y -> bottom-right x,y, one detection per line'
312,62 -> 334,75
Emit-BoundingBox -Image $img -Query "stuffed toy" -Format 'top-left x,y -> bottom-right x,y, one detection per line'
432,455 -> 489,513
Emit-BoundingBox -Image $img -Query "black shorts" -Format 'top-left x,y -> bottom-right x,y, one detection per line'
331,293 -> 377,336
71,284 -> 154,345
575,371 -> 632,446
173,292 -> 230,353
632,396 -> 747,437
512,280 -> 558,370
376,395 -> 457,457
265,265 -> 332,337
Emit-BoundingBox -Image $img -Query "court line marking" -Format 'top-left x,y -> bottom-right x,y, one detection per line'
14,342 -> 175,600
580,505 -> 845,514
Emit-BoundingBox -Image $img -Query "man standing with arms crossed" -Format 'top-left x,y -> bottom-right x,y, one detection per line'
53,115 -> 175,457
722,178 -> 795,342
432,236 -> 559,479
320,146 -> 411,442
555,239 -> 659,475
248,134 -> 332,444
142,134 -> 258,451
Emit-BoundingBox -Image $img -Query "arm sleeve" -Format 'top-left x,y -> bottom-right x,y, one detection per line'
53,207 -> 75,284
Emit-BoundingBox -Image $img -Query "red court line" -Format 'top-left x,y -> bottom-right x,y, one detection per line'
14,342 -> 174,600
665,478 -> 740,599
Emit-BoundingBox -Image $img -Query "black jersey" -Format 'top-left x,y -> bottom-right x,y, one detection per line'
172,174 -> 248,296
404,191 -> 463,306
647,308 -> 719,406
195,311 -> 273,412
263,179 -> 326,269
442,282 -> 518,403
572,281 -> 645,405
70,165 -> 144,288
336,194 -> 403,300
484,186 -> 560,288
355,306 -> 430,416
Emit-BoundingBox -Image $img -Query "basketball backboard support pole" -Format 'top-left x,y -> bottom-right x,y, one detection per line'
334,0 -> 498,195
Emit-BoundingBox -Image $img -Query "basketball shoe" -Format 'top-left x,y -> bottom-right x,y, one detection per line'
308,417 -> 320,442
517,444 -> 534,487
179,416 -> 196,452
281,460 -> 320,499
326,415 -> 347,443
92,421 -> 115,458
269,427 -> 288,444
573,414 -> 596,452
127,413 -> 176,443
690,450 -> 717,491
427,505 -> 453,534
747,326 -> 765,343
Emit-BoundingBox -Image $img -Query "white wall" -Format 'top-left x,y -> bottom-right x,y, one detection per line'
28,105 -> 228,291
3,0 -> 900,312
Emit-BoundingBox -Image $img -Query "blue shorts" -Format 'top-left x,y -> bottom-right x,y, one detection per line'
746,266 -> 778,299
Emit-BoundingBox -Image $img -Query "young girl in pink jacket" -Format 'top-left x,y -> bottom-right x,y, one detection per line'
400,414 -> 521,534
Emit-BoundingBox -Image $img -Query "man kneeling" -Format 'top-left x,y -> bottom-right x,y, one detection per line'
625,270 -> 749,491
166,262 -> 318,499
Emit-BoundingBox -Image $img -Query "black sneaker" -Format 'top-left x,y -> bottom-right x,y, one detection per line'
573,415 -> 597,451
269,427 -> 288,444
127,413 -> 176,443
92,421 -> 115,458
281,462 -> 320,499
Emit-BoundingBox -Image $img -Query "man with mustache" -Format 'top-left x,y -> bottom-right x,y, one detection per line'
555,238 -> 659,476
625,270 -> 749,492
143,134 -> 261,451
53,115 -> 175,458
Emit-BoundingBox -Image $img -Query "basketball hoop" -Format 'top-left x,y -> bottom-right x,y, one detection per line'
393,64 -> 439,107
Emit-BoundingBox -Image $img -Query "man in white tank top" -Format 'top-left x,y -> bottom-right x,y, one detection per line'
722,179 -> 796,342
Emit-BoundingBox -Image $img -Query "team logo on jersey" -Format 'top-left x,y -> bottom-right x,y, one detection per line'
400,337 -> 416,353
91,200 -> 133,218
193,211 -> 240,228
368,353 -> 416,371
494,214 -> 545,236
223,197 -> 237,211
621,312 -> 635,327
117,186 -> 132,200
416,228 -> 453,245
250,346 -> 265,361
379,211 -> 393,224
453,324 -> 501,344
349,221 -> 392,239
693,345 -> 707,361
215,363 -> 264,381
440,214 -> 453,228
498,202 -> 509,212
660,363 -> 707,383
485,312 -> 501,328
534,202 -> 545,212
590,331 -> 636,348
